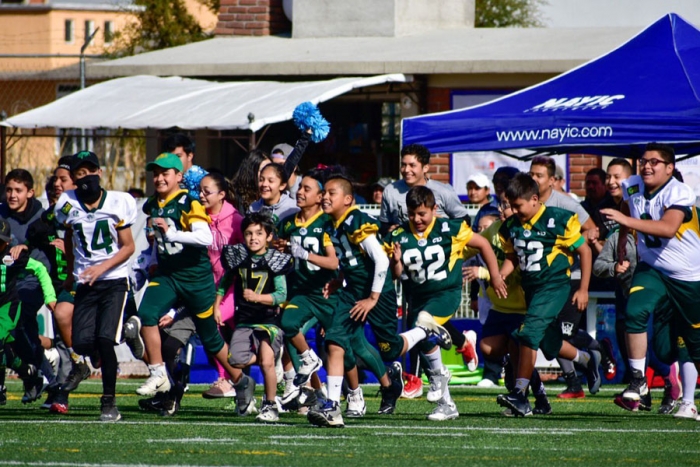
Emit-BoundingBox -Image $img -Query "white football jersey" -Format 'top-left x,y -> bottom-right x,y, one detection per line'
55,190 -> 136,281
622,175 -> 700,281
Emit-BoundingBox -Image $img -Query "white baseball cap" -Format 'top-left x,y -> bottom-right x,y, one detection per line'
467,173 -> 491,189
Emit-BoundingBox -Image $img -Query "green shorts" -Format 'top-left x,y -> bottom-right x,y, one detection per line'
410,288 -> 462,324
627,263 -> 700,362
0,301 -> 20,343
280,293 -> 337,336
138,273 -> 222,354
650,301 -> 691,364
514,281 -> 570,360
57,288 -> 75,305
365,287 -> 402,362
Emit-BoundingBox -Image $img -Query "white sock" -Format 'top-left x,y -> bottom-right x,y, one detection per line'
424,348 -> 443,372
284,369 -> 296,380
148,363 -> 166,376
682,361 -> 698,404
400,328 -> 428,353
300,349 -> 310,358
574,350 -> 590,366
441,388 -> 453,405
327,376 -> 344,403
515,378 -> 530,394
629,358 -> 646,373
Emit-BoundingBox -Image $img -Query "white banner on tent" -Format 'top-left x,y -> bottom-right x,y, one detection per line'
675,158 -> 700,203
451,151 -> 568,200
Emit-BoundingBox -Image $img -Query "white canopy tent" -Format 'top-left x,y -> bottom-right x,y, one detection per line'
4,73 -> 409,131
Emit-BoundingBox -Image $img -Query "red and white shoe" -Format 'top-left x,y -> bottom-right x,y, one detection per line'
456,330 -> 479,371
401,372 -> 423,399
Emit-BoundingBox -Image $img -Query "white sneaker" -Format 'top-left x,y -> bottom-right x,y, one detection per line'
280,375 -> 300,406
256,402 -> 279,422
294,349 -> 323,386
426,366 -> 451,403
427,400 -> 459,421
674,400 -> 698,419
136,366 -> 171,396
416,312 -> 452,350
477,378 -> 497,388
345,387 -> 366,418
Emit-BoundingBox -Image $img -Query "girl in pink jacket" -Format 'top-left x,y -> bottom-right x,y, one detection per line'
199,172 -> 244,399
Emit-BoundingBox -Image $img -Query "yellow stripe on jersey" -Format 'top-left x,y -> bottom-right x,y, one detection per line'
450,221 -> 473,271
433,313 -> 454,326
546,213 -> 583,267
333,205 -> 359,229
522,204 -> 546,230
675,206 -> 700,240
295,209 -> 325,228
322,232 -> 332,248
629,286 -> 645,294
182,198 -> 211,230
156,189 -> 188,208
409,217 -> 436,241
196,306 -> 213,319
349,222 -> 379,245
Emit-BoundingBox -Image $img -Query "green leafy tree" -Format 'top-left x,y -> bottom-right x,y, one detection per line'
107,0 -> 210,57
475,0 -> 547,28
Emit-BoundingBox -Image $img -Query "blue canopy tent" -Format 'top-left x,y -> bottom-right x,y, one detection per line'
402,13 -> 700,161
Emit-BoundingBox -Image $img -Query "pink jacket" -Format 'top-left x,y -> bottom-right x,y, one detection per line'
208,200 -> 244,284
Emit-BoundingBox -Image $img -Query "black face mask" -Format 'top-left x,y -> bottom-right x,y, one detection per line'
75,174 -> 102,204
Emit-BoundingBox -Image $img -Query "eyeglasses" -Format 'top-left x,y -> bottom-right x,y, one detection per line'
638,158 -> 668,168
199,189 -> 216,197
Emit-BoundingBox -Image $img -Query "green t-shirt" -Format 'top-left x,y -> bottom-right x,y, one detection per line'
387,217 -> 472,301
278,210 -> 337,295
143,189 -> 212,280
325,206 -> 393,300
498,205 -> 584,289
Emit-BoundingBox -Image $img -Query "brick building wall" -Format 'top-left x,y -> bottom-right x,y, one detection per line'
216,0 -> 290,36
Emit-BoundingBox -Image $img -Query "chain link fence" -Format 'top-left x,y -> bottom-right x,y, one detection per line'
0,56 -> 148,196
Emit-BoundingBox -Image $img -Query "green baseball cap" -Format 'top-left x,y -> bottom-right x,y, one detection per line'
146,152 -> 183,172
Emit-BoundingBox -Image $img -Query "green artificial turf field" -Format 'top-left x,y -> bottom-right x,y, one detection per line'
0,379 -> 698,467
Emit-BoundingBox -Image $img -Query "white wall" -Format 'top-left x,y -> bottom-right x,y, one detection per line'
541,0 -> 700,28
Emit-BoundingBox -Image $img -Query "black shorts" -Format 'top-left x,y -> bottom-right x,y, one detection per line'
72,278 -> 129,354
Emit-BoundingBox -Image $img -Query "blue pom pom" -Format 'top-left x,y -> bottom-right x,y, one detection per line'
183,165 -> 208,199
293,102 -> 330,143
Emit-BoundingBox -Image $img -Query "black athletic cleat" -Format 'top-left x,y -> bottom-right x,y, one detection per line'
233,374 -> 256,416
160,397 -> 180,417
138,392 -> 168,412
123,316 -> 145,360
22,371 -> 47,404
497,390 -> 532,417
0,385 -> 6,406
378,362 -> 403,415
600,338 -> 617,381
639,392 -> 652,412
62,361 -> 91,393
622,368 -> 648,402
585,349 -> 602,394
533,393 -> 552,415
100,395 -> 122,422
658,380 -> 679,415
558,371 -> 585,399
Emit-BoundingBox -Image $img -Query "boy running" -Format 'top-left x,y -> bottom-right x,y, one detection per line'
602,143 -> 700,410
388,186 -> 506,420
496,173 -> 599,417
218,213 -> 294,421
55,151 -> 136,421
137,153 -> 243,406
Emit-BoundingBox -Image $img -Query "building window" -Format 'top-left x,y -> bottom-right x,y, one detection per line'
84,20 -> 95,43
104,21 -> 113,44
65,19 -> 74,43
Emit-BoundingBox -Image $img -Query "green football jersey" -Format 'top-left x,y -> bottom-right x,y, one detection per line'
324,206 -> 393,299
278,210 -> 337,295
388,217 -> 473,301
498,204 -> 584,288
143,189 -> 212,280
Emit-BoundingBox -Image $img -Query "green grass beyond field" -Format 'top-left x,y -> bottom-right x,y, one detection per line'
0,379 -> 698,467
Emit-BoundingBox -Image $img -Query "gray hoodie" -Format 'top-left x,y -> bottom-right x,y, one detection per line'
592,230 -> 637,296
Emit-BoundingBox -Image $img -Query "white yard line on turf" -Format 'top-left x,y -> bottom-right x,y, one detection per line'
1,420 -> 698,434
